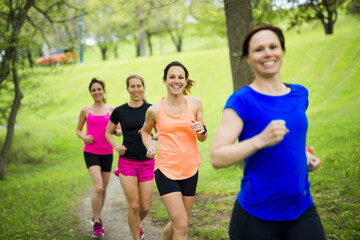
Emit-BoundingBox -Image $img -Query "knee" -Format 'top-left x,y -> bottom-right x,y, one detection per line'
129,202 -> 140,215
140,203 -> 151,214
173,219 -> 188,236
94,186 -> 104,195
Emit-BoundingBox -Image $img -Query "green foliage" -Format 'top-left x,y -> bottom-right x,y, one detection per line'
252,0 -> 279,25
0,13 -> 359,240
346,0 -> 360,14
283,0 -> 348,34
190,226 -> 228,240
310,149 -> 360,239
0,135 -> 89,239
188,0 -> 227,37
149,196 -> 169,222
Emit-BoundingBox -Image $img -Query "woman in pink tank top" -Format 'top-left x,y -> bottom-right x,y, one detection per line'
141,61 -> 208,239
76,78 -> 120,237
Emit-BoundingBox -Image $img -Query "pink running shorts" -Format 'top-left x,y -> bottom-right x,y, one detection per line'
114,156 -> 155,182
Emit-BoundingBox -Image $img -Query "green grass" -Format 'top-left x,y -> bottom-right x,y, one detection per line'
0,122 -> 90,239
1,14 -> 359,239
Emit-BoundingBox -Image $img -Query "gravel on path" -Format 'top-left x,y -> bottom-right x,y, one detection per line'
77,174 -> 163,239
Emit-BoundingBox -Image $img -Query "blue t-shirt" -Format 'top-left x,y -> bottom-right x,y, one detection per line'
224,84 -> 313,221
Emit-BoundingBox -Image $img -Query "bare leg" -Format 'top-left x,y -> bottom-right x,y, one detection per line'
100,171 -> 111,210
88,166 -> 104,223
119,174 -> 142,239
139,179 -> 154,221
160,221 -> 173,240
160,192 -> 195,240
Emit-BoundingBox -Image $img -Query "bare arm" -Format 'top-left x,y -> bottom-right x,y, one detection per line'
211,109 -> 289,169
141,105 -> 157,158
105,119 -> 127,155
151,132 -> 158,141
76,107 -> 93,144
190,97 -> 207,142
109,106 -> 121,136
138,128 -> 158,140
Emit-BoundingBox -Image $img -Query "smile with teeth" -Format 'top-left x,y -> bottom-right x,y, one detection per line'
263,61 -> 275,65
172,85 -> 181,89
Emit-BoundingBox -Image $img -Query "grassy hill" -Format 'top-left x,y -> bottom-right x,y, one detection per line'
1,14 -> 359,239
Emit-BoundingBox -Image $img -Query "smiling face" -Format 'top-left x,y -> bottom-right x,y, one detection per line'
127,77 -> 144,102
247,30 -> 283,79
163,66 -> 188,96
90,82 -> 105,102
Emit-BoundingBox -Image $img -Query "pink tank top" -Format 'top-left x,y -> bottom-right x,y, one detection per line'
155,97 -> 201,180
84,106 -> 113,155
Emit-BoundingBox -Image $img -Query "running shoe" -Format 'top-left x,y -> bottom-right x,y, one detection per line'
92,222 -> 104,237
91,218 -> 105,232
140,224 -> 144,240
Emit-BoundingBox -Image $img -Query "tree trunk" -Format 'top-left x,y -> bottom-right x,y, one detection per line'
323,22 -> 333,34
27,51 -> 34,68
100,47 -> 107,60
146,31 -> 153,56
158,25 -> 164,55
114,43 -> 118,59
0,0 -> 34,179
137,9 -> 146,57
224,0 -> 253,91
134,37 -> 140,57
176,36 -> 182,52
323,9 -> 336,35
0,52 -> 23,180
0,48 -> 12,86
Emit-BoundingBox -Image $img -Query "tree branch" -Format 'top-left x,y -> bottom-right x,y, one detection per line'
25,16 -> 51,47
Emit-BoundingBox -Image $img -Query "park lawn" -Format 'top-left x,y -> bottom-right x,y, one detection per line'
0,14 -> 359,239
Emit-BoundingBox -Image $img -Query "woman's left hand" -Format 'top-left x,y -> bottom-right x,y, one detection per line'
190,120 -> 206,134
146,147 -> 157,159
306,151 -> 321,172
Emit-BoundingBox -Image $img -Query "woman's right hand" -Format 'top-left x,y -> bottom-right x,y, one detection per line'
146,147 -> 157,159
256,120 -> 289,149
84,135 -> 94,144
115,145 -> 127,155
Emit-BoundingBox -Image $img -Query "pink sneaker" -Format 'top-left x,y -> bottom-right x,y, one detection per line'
91,218 -> 105,232
140,224 -> 144,240
92,222 -> 104,237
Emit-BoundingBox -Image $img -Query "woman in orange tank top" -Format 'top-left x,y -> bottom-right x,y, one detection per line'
141,61 -> 208,240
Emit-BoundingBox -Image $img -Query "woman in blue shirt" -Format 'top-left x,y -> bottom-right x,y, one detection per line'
211,23 -> 325,240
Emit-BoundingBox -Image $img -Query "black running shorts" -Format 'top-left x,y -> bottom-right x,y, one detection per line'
155,169 -> 198,196
83,151 -> 113,172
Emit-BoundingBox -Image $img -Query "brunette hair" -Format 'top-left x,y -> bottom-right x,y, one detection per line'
88,78 -> 106,103
240,23 -> 285,63
126,74 -> 147,103
163,61 -> 195,95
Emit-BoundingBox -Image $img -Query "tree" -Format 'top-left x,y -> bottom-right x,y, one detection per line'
346,0 -> 360,14
251,0 -> 278,25
113,0 -> 157,57
0,0 -> 84,179
224,0 -> 254,91
86,0 -> 127,60
286,0 -> 347,34
113,0 -> 180,57
189,0 -> 227,39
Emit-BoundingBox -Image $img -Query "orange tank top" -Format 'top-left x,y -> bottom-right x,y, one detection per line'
155,97 -> 201,180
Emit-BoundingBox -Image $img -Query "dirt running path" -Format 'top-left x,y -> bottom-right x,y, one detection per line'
77,174 -> 163,239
